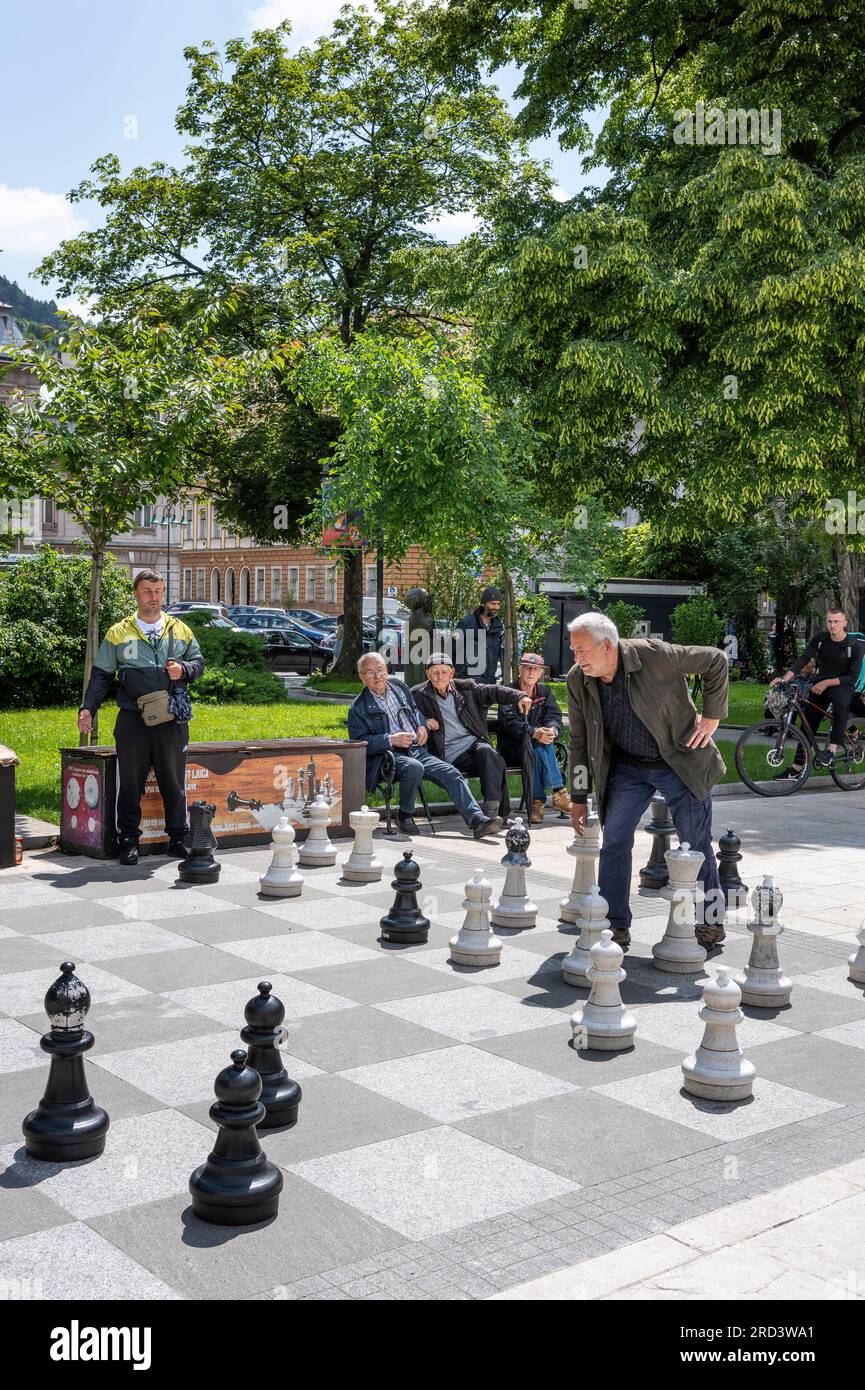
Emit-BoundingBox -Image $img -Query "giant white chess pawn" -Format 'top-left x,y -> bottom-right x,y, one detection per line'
490,818 -> 537,929
259,815 -> 304,898
736,877 -> 792,1008
297,794 -> 337,867
559,796 -> 601,924
562,885 -> 609,987
652,841 -> 707,973
449,870 -> 502,968
340,805 -> 383,883
848,918 -> 865,985
682,966 -> 755,1101
571,929 -> 636,1051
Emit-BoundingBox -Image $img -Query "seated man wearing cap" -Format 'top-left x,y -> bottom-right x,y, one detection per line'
412,652 -> 532,823
347,652 -> 503,839
497,652 -> 572,824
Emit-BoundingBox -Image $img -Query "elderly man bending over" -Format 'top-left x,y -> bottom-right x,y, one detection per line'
566,612 -> 729,951
346,653 -> 503,839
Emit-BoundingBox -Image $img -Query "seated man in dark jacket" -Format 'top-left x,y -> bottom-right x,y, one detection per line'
412,652 -> 531,821
498,652 -> 572,824
346,652 -> 502,838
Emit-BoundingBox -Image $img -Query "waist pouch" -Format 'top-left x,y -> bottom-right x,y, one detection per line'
137,688 -> 174,726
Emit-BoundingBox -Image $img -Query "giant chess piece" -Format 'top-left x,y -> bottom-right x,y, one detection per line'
450,870 -> 502,967
571,929 -> 636,1051
340,805 -> 383,884
240,982 -> 301,1128
682,967 -> 755,1101
849,919 -> 865,985
559,796 -> 601,924
22,962 -> 110,1162
189,1049 -> 283,1225
259,815 -> 304,898
638,792 -> 675,891
651,841 -> 707,974
736,877 -> 792,1008
380,850 -> 430,944
178,801 -> 221,885
298,794 -> 337,867
717,827 -> 749,909
562,885 -> 609,987
490,818 -> 537,929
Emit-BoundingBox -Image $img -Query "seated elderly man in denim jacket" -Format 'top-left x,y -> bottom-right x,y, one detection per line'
346,652 -> 503,839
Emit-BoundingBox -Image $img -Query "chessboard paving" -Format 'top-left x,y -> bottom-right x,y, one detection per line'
1,815 -> 865,1302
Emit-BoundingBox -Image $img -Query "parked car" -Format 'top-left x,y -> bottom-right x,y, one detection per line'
248,627 -> 333,674
166,602 -> 232,623
227,605 -> 258,621
286,607 -> 332,627
235,613 -> 307,634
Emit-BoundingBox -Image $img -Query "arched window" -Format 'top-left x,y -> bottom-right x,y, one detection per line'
225,567 -> 235,606
210,568 -> 220,602
240,566 -> 250,605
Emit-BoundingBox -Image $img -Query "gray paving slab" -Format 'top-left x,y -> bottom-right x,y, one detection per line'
91,1179 -> 403,1298
281,1005 -> 455,1071
18,993 -> 223,1056
456,1088 -> 719,1184
0,899 -> 131,935
0,1063 -> 165,1146
475,1025 -> 682,1085
290,956 -> 475,1003
97,944 -> 262,991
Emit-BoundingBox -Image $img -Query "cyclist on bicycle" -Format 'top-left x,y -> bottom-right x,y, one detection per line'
770,608 -> 864,776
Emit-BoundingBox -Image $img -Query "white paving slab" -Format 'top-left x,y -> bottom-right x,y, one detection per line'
342,1043 -> 575,1122
217,931 -> 380,972
289,1125 -> 577,1239
0,1017 -> 45,1070
34,921 -> 201,961
375,985 -> 564,1042
164,972 -> 356,1026
629,999 -> 800,1052
92,1029 -> 321,1105
1,965 -> 147,1018
95,889 -> 241,921
400,943 -> 559,983
0,1223 -> 179,1300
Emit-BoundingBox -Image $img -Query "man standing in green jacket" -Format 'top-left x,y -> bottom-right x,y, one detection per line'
566,612 -> 728,950
78,569 -> 204,866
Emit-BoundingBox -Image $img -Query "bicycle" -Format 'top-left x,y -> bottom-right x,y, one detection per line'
735,676 -> 865,796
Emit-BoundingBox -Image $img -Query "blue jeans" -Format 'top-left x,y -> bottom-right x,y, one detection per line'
532,742 -> 565,801
599,758 -> 724,934
392,749 -> 483,826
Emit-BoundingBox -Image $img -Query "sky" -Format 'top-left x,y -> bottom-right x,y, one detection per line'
0,1 -> 607,316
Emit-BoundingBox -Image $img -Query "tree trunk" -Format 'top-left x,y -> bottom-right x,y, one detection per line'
80,544 -> 106,746
834,536 -> 861,627
501,567 -> 519,684
334,546 -> 363,679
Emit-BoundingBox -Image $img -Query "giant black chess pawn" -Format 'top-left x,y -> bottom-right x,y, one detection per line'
638,792 -> 675,890
22,962 -> 110,1162
380,850 -> 430,944
178,801 -> 221,885
717,827 -> 748,908
189,1048 -> 283,1226
241,982 -> 301,1129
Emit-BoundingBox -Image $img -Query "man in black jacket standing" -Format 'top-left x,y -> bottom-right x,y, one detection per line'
77,570 -> 204,866
413,653 -> 531,822
455,586 -> 505,684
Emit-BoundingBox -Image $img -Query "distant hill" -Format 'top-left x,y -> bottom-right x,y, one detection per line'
0,273 -> 63,332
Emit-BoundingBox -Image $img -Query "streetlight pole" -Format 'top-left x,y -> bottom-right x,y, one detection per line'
160,501 -> 188,605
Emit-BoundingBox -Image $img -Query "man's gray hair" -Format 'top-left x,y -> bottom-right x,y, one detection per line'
567,612 -> 619,646
357,651 -> 387,675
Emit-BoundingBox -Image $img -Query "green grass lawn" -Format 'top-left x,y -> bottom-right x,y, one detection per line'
549,679 -> 769,725
4,685 -> 824,828
4,703 -> 351,825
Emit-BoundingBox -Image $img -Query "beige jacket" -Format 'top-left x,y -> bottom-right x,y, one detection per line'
566,639 -> 728,819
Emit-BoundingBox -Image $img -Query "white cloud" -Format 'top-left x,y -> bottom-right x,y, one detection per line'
0,186 -> 88,261
422,209 -> 482,244
245,0 -> 358,48
56,294 -> 96,323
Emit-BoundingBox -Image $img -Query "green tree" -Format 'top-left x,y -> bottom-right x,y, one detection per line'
37,2 -> 534,674
426,1 -> 865,614
603,601 -> 646,640
0,304 -> 256,737
670,596 -> 724,649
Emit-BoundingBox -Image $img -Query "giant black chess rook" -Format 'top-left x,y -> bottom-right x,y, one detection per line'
22,962 -> 110,1162
189,1049 -> 283,1225
241,982 -> 302,1128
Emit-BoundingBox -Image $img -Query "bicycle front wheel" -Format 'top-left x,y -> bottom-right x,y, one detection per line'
735,721 -> 811,796
831,715 -> 865,791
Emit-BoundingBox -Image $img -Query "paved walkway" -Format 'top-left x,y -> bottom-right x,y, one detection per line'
0,788 -> 862,1301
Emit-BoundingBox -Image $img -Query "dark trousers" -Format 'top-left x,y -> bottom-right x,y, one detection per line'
114,709 -> 189,842
452,740 -> 507,803
599,757 -> 724,934
799,684 -> 855,747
